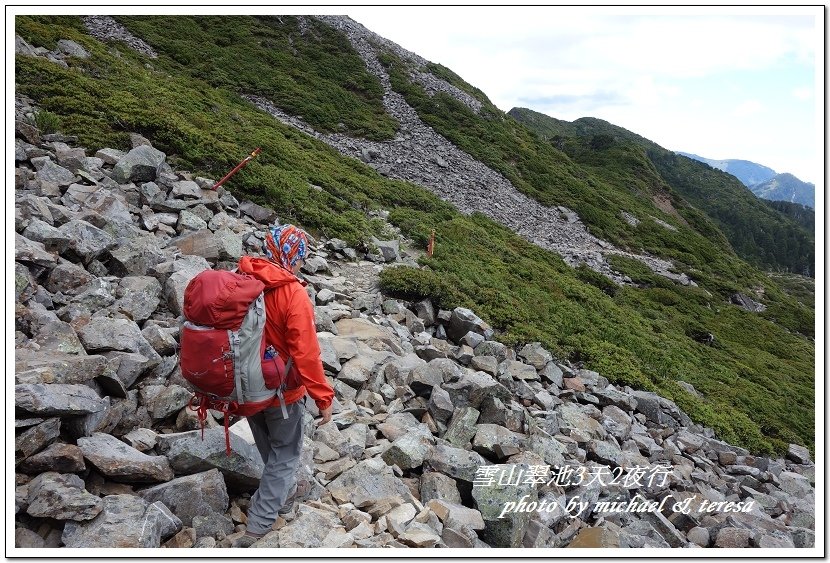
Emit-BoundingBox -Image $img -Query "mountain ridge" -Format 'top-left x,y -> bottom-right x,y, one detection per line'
676,152 -> 815,209
508,107 -> 814,276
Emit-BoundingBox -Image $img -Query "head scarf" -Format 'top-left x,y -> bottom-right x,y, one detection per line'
263,224 -> 308,271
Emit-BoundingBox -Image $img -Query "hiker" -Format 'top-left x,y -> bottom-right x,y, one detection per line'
235,223 -> 334,545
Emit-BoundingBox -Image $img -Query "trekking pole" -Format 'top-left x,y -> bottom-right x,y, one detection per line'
211,148 -> 262,190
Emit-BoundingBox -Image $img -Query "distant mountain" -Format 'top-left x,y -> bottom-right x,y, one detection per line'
751,173 -> 815,209
677,152 -> 776,186
676,152 -> 815,209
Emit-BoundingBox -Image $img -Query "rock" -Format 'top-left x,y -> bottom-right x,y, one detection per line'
427,385 -> 454,424
335,318 -> 401,354
446,307 -> 493,343
730,293 -> 767,313
15,418 -> 62,462
601,405 -> 633,441
471,463 -> 538,547
787,443 -> 811,464
500,360 -> 539,381
137,469 -> 229,527
111,145 -> 166,184
36,159 -> 77,186
756,534 -> 795,548
527,432 -> 567,468
16,233 -> 59,269
371,237 -> 400,262
156,427 -> 264,492
420,472 -> 462,504
276,505 -> 344,548
443,406 -> 480,447
18,442 -> 86,473
15,528 -> 45,549
426,499 -> 485,531
630,390 -> 666,425
473,424 -> 526,459
190,512 -> 235,540
15,350 -> 107,384
62,495 -> 182,548
163,527 -> 197,548
686,526 -> 710,547
26,472 -> 102,521
442,370 -> 510,410
407,363 -> 444,396
377,412 -> 423,441
77,432 -> 174,483
147,385 -> 192,421
567,526 -> 621,548
425,444 -> 490,483
386,503 -> 418,536
327,457 -> 413,507
57,219 -> 116,264
57,39 -> 90,58
414,299 -> 436,327
22,218 -> 72,254
586,440 -> 626,468
123,427 -> 159,452
15,384 -> 106,416
557,402 -> 606,440
777,471 -> 813,498
382,431 -> 434,470
238,199 -> 278,224
714,527 -> 751,548
397,522 -> 441,547
518,342 -> 553,370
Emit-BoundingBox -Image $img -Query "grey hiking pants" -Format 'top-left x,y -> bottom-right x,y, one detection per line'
245,400 -> 304,535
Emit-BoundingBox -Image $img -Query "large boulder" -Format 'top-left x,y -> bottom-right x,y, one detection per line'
327,457 -> 413,507
155,427 -> 265,492
77,432 -> 174,484
62,494 -> 181,548
446,307 -> 493,343
111,145 -> 166,184
137,469 -> 229,527
26,472 -> 102,521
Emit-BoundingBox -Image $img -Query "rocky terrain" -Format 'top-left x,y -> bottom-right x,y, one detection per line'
13,81 -> 816,550
75,14 -> 687,286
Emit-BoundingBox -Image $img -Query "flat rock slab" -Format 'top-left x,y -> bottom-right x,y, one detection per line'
77,432 -> 174,483
62,494 -> 181,548
15,384 -> 106,416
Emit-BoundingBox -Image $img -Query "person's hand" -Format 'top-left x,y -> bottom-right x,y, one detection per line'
316,405 -> 332,426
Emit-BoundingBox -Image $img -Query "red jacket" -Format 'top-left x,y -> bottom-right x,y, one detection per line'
237,256 -> 333,411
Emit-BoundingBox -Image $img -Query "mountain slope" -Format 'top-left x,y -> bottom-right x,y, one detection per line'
14,14 -> 814,454
751,173 -> 815,208
509,108 -> 815,276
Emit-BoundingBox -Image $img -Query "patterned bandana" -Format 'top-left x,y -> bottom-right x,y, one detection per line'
263,224 -> 308,271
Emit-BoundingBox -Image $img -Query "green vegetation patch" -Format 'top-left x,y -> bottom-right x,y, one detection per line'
114,15 -> 398,141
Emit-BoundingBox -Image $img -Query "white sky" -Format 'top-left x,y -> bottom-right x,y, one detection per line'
347,6 -> 823,186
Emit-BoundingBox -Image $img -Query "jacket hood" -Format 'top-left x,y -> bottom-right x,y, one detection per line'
237,256 -> 305,289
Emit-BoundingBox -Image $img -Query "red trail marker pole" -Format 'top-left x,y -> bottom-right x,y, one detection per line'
211,147 -> 261,190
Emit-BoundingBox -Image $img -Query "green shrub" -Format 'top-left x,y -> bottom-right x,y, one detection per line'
34,109 -> 61,134
379,266 -> 463,310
